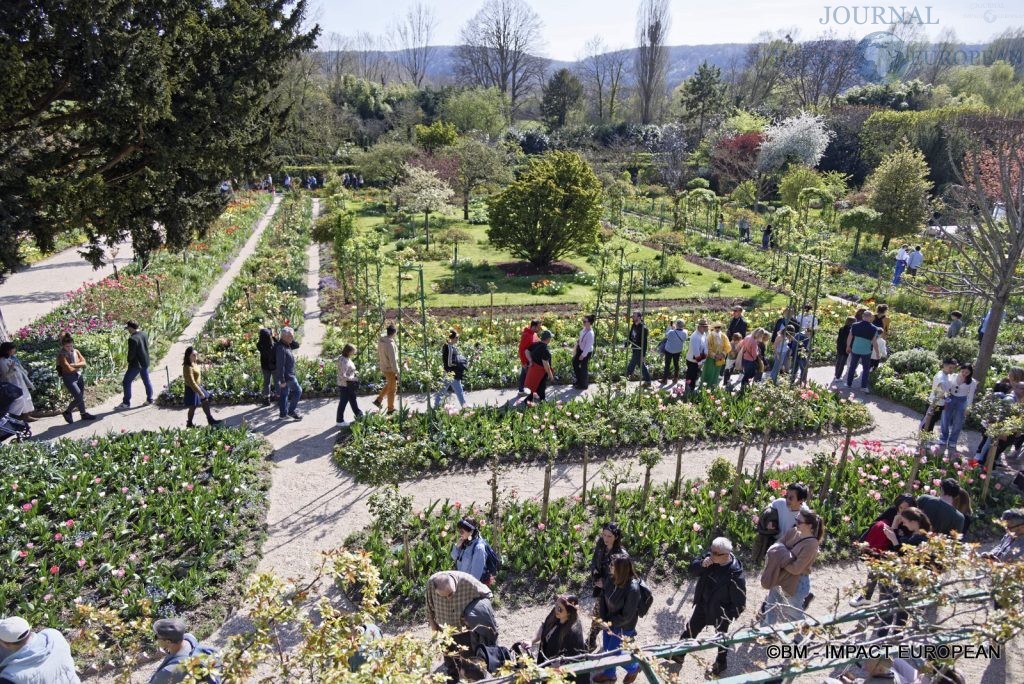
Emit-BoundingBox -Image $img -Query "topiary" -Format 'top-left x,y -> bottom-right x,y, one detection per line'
935,337 -> 979,364
707,456 -> 736,486
888,348 -> 941,375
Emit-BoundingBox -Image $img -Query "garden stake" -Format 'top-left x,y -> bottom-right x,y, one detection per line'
829,424 -> 856,500
581,446 -> 589,506
981,439 -> 999,503
755,429 -> 772,485
541,457 -> 553,525
905,445 -> 925,495
730,443 -> 748,507
673,441 -> 684,498
156,279 -> 161,303
641,267 -> 648,315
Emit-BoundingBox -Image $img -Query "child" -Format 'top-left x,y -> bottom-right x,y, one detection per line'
947,310 -> 964,338
870,334 -> 888,371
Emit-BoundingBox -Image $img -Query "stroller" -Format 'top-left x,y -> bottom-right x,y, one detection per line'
0,381 -> 31,444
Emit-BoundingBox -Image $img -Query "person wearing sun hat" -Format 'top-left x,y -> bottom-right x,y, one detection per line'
701,321 -> 732,387
0,616 -> 80,683
149,617 -> 220,684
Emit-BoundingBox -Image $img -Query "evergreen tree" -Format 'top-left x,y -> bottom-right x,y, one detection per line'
540,69 -> 584,130
678,61 -> 729,142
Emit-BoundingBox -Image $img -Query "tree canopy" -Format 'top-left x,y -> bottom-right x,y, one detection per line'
0,0 -> 319,274
865,143 -> 932,249
540,68 -> 584,130
487,150 -> 603,266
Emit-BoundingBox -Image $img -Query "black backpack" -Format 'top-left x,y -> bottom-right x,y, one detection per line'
476,644 -> 513,673
636,578 -> 654,618
483,541 -> 501,583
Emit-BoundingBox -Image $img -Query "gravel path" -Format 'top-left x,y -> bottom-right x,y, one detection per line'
296,198 -> 324,360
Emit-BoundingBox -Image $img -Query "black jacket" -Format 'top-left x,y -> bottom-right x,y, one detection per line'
727,317 -> 748,340
441,342 -> 465,380
127,331 -> 150,368
836,324 -> 852,355
688,553 -> 746,621
256,328 -> 276,371
628,323 -> 648,355
538,610 -> 588,664
600,578 -> 641,631
589,541 -> 628,596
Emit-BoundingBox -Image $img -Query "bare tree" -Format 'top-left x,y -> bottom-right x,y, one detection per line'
732,31 -> 794,111
353,31 -> 393,85
456,0 -> 546,114
909,27 -> 961,84
634,0 -> 670,124
930,114 -> 1024,385
390,2 -> 437,87
579,36 -> 629,123
783,32 -> 860,110
323,32 -> 356,83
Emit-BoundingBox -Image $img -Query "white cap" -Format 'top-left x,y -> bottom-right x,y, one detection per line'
0,617 -> 31,642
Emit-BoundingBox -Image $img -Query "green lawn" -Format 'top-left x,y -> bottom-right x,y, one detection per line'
350,204 -> 777,308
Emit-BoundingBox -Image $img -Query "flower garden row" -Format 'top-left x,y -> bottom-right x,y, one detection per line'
349,439 -> 1018,620
333,381 -> 872,485
16,193 -> 272,412
158,196 -> 333,404
0,427 -> 271,665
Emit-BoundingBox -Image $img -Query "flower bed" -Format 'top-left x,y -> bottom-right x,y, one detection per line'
0,427 -> 271,658
348,441 -> 1016,620
15,194 -> 271,412
333,382 -> 872,484
158,196 -> 321,405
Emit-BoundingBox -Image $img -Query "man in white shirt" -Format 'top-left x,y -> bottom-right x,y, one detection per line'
892,244 -> 910,285
794,304 -> 818,332
573,315 -> 596,390
685,319 -> 709,392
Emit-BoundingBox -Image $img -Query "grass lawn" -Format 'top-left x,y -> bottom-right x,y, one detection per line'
350,203 -> 778,308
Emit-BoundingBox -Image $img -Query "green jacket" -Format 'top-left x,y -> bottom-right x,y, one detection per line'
127,331 -> 150,368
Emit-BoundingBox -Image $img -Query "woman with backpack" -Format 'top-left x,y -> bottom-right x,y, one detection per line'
451,517 -> 496,585
434,330 -> 468,409
593,555 -> 642,683
532,595 -> 590,682
587,523 -> 627,650
760,509 -> 823,626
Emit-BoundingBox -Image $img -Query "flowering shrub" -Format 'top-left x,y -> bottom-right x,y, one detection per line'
0,427 -> 270,656
350,441 -> 1015,619
333,382 -> 871,484
530,278 -> 567,295
15,194 -> 271,411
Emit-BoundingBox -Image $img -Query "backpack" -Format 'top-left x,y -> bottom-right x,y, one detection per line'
476,644 -> 514,673
636,578 -> 654,618
163,646 -> 222,684
483,541 -> 501,584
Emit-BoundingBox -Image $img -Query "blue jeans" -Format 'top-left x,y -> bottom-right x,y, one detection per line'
790,356 -> 807,385
892,260 -> 906,285
770,346 -> 789,384
61,373 -> 87,415
764,574 -> 811,626
741,358 -> 758,388
122,365 -> 153,404
940,394 -> 968,448
600,627 -> 640,677
434,377 -> 466,408
278,377 -> 302,416
846,352 -> 872,389
626,349 -> 651,382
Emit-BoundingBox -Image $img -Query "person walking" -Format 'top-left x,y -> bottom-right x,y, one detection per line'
373,324 -> 398,413
660,320 -> 688,386
874,304 -> 891,340
573,315 -> 595,390
518,320 -> 542,394
675,537 -> 746,675
0,342 -> 35,421
845,311 -> 881,392
182,347 -> 221,428
769,326 -> 793,385
336,344 -> 363,425
946,311 -> 964,338
451,517 -> 495,584
532,595 -> 589,680
892,244 -> 910,285
760,510 -> 823,626
702,322 -> 731,387
0,616 -> 80,684
922,358 -> 958,433
255,327 -> 276,407
789,327 -> 811,387
275,326 -> 302,420
55,333 -> 96,423
149,618 -> 219,684
588,523 -> 627,651
907,245 -> 924,275
724,307 -> 747,383
753,482 -> 811,564
685,319 -> 709,392
524,331 -> 555,403
435,330 -> 468,409
738,329 -> 763,390
426,571 -> 499,680
916,478 -> 966,536
593,555 -> 643,683
117,321 -> 153,409
938,364 -> 977,455
625,312 -> 652,386
833,316 -> 855,384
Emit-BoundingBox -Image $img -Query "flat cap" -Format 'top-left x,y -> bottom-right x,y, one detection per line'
153,618 -> 187,642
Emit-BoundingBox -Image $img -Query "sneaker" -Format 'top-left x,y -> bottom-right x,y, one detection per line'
279,413 -> 288,419
863,388 -> 872,394
116,402 -> 130,410
62,410 -> 73,424
337,420 -> 350,427
712,659 -> 728,676
208,418 -> 223,426
802,592 -> 815,610
386,409 -> 396,415
849,596 -> 870,608
81,413 -> 98,420
143,399 -> 153,406
372,398 -> 383,409
288,412 -> 302,420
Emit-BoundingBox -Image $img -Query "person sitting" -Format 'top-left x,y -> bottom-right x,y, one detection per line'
0,616 -> 80,683
983,508 -> 1024,563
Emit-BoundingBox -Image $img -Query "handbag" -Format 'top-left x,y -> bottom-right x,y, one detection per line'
656,339 -> 667,355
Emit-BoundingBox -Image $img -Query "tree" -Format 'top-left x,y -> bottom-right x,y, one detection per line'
441,87 -> 509,139
838,205 -> 881,257
931,114 -> 1024,385
579,36 -> 629,123
652,123 -> 689,227
782,33 -> 860,109
678,61 -> 728,143
865,143 -> 931,249
0,0 -> 319,275
488,150 -> 603,266
390,1 -> 437,87
757,112 -> 833,174
634,0 -> 670,124
456,0 -> 546,114
710,131 -> 764,193
353,141 -> 416,185
451,139 -> 511,220
778,166 -> 823,209
392,165 -> 453,250
413,120 -> 458,153
540,69 -> 584,130
732,32 -> 794,111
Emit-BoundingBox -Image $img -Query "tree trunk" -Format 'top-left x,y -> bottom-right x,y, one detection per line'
581,446 -> 590,506
463,190 -> 470,220
881,234 -> 891,250
730,444 -> 748,507
853,226 -> 862,257
541,459 -> 552,525
641,466 -> 652,509
673,441 -> 684,498
424,211 -> 430,250
975,295 -> 1007,387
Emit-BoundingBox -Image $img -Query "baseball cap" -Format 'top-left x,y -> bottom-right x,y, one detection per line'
0,617 -> 31,643
153,618 -> 187,642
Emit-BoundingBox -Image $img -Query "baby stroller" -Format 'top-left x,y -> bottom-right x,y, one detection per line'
0,382 -> 32,444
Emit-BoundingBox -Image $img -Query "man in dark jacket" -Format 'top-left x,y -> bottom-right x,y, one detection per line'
118,321 -> 153,409
149,618 -> 219,684
275,326 -> 302,420
625,312 -> 651,386
256,327 -> 276,406
676,537 -> 746,675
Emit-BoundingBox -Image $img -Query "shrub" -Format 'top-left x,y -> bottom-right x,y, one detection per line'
716,273 -> 733,283
709,282 -> 722,293
935,337 -> 979,365
888,348 -> 941,375
707,457 -> 736,486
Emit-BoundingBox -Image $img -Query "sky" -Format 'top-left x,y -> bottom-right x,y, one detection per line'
309,0 -> 1024,60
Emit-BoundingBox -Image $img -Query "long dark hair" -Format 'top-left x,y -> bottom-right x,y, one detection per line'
959,363 -> 975,385
0,342 -> 15,358
457,517 -> 480,540
183,346 -> 196,367
600,522 -> 623,552
610,554 -> 637,587
878,494 -> 917,523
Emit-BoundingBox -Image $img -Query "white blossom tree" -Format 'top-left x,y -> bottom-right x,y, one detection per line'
393,165 -> 454,249
756,112 -> 833,174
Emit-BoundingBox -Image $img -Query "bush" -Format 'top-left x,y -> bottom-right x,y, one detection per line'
935,337 -> 979,364
888,348 -> 941,375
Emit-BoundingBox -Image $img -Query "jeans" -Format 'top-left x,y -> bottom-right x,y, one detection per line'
769,347 -> 789,384
573,352 -> 591,389
337,384 -> 363,422
435,377 -> 466,408
940,394 -> 968,447
685,360 -> 701,389
278,377 -> 302,416
741,359 -> 758,389
663,352 -> 681,382
626,349 -> 651,383
764,575 -> 810,626
517,364 -> 529,393
790,356 -> 807,385
892,260 -> 907,285
62,373 -> 87,415
600,628 -> 640,677
376,371 -> 397,410
122,365 -> 153,404
833,352 -> 849,380
846,352 -> 872,389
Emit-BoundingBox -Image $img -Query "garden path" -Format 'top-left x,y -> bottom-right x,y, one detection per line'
295,198 -> 325,359
0,241 -> 134,333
